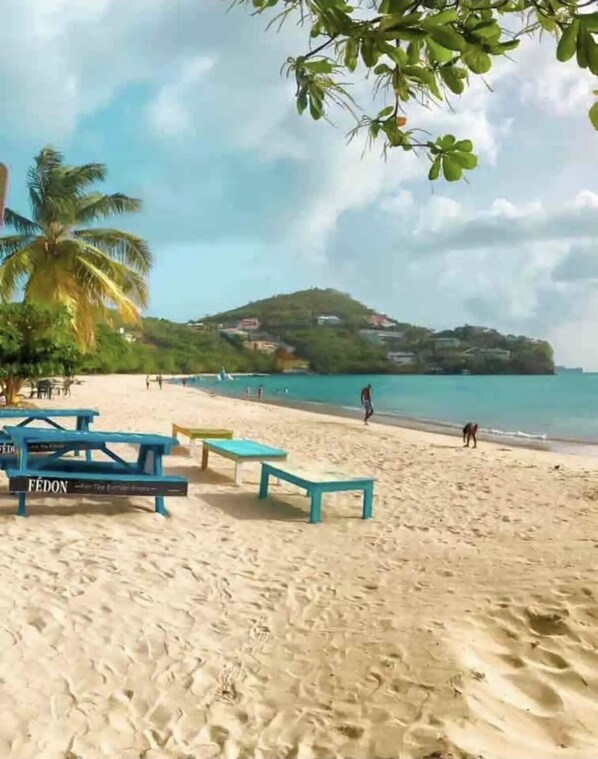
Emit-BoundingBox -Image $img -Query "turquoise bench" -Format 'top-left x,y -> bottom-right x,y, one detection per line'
201,439 -> 288,485
258,462 -> 374,524
4,427 -> 187,517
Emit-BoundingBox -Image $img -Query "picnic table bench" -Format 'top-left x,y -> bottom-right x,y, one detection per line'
201,439 -> 287,485
4,427 -> 187,517
258,462 -> 374,524
0,408 -> 98,463
171,424 -> 233,455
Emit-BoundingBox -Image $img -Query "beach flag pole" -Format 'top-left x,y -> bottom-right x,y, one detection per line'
0,163 -> 8,229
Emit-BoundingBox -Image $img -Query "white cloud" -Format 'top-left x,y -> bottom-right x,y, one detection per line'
148,57 -> 215,137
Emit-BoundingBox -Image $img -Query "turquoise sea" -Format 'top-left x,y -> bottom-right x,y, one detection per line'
187,373 -> 598,444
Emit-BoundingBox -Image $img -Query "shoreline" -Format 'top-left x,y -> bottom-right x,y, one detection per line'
185,382 -> 598,457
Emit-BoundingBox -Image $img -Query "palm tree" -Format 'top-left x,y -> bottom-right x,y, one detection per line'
0,147 -> 152,348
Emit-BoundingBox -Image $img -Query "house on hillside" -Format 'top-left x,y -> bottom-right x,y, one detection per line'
387,351 -> 416,366
317,315 -> 342,326
247,340 -> 278,354
220,328 -> 249,340
479,348 -> 511,361
359,329 -> 405,345
367,314 -> 397,329
188,321 -> 205,331
237,317 -> 260,331
433,337 -> 460,350
118,327 -> 136,344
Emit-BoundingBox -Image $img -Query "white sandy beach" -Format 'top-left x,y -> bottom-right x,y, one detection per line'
1,374 -> 598,759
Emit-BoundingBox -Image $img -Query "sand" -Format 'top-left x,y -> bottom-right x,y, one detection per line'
1,374 -> 598,759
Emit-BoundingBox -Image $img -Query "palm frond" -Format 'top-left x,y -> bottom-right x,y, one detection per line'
75,243 -> 148,308
73,228 -> 153,274
3,208 -> 41,235
76,254 -> 144,319
60,163 -> 107,193
0,235 -> 40,264
0,248 -> 34,302
75,193 -> 142,223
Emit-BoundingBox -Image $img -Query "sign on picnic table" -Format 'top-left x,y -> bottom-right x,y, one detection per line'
8,475 -> 189,497
0,441 -> 65,455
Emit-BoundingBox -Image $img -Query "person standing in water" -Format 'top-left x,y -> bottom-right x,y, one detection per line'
361,384 -> 374,425
258,385 -> 264,400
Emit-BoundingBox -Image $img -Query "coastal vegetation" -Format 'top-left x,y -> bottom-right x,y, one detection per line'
0,303 -> 80,405
0,147 -> 151,348
234,1 -> 598,181
0,147 -> 152,402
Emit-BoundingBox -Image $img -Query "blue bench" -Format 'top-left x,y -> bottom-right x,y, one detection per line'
258,462 -> 374,524
3,427 -> 187,517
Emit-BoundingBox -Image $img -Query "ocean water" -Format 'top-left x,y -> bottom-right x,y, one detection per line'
187,373 -> 598,443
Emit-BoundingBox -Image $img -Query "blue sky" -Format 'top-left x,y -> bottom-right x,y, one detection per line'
1,0 -> 597,366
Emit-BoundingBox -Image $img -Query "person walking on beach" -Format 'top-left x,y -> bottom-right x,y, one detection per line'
361,384 -> 374,425
145,375 -> 150,391
182,377 -> 187,388
157,374 -> 163,390
258,385 -> 264,400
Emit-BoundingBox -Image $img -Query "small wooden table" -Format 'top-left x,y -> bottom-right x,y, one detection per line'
258,462 -> 374,524
171,424 -> 233,455
201,439 -> 287,485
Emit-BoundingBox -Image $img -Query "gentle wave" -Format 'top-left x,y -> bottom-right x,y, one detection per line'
486,428 -> 548,441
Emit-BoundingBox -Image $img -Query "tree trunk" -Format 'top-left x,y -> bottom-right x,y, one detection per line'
1,377 -> 24,406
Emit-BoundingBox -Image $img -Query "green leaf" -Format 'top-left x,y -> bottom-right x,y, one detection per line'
442,154 -> 463,182
304,59 -> 335,74
380,12 -> 422,32
577,28 -> 590,69
454,139 -> 473,152
439,65 -> 465,94
297,88 -> 308,115
556,20 -> 579,63
536,12 -> 556,33
406,41 -> 420,64
590,101 -> 598,131
426,38 -> 454,63
379,0 -> 413,13
421,9 -> 459,27
344,38 -> 359,71
374,63 -> 393,75
378,105 -> 395,118
429,26 -> 466,52
492,39 -> 520,54
579,12 -> 598,33
452,151 -> 478,170
428,157 -> 441,180
462,46 -> 491,74
361,37 -> 378,67
438,134 -> 456,150
469,20 -> 501,43
587,35 -> 598,76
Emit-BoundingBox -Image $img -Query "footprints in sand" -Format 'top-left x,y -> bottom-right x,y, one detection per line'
446,584 -> 598,758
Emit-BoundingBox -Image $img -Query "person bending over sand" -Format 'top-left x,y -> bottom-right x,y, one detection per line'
463,421 -> 478,449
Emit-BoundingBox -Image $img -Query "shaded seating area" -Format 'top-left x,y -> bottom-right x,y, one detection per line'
3,427 -> 187,517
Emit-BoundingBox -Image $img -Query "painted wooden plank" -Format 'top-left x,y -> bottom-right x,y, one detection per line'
203,439 -> 287,459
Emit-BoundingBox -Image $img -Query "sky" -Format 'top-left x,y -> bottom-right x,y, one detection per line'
1,0 -> 597,367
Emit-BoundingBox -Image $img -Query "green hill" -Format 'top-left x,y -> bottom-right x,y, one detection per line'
80,288 -> 555,375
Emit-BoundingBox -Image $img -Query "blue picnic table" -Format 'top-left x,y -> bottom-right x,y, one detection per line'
3,426 -> 187,517
0,408 -> 98,462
